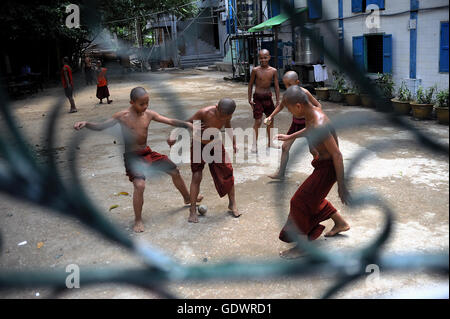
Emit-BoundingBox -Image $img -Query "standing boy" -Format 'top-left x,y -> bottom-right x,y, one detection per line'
84,55 -> 95,86
169,98 -> 240,223
74,87 -> 201,233
275,86 -> 350,259
248,49 -> 280,152
266,71 -> 322,179
61,57 -> 77,113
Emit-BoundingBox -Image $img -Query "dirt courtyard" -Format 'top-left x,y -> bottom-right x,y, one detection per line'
0,68 -> 448,299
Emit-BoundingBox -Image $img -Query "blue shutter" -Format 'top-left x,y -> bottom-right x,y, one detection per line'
271,0 -> 280,17
353,36 -> 365,70
383,34 -> 393,73
440,22 -> 449,72
366,0 -> 385,10
307,0 -> 322,20
352,0 -> 363,13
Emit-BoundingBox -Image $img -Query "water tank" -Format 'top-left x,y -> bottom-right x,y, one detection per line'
295,23 -> 321,65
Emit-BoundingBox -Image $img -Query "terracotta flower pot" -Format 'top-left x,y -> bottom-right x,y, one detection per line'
315,88 -> 329,101
434,106 -> 449,124
344,93 -> 361,106
391,99 -> 411,115
328,89 -> 343,102
375,97 -> 393,113
360,94 -> 375,108
411,102 -> 434,120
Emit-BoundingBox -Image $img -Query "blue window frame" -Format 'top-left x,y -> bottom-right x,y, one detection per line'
352,0 -> 364,13
352,0 -> 384,13
383,34 -> 392,73
307,0 -> 322,20
440,22 -> 449,72
353,34 -> 393,73
271,0 -> 280,17
367,0 -> 385,10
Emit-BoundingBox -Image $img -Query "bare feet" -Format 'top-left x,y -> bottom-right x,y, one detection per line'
228,203 -> 241,218
188,209 -> 199,223
325,222 -> 350,237
268,172 -> 285,180
279,246 -> 305,259
268,143 -> 280,149
133,220 -> 145,233
184,194 -> 204,205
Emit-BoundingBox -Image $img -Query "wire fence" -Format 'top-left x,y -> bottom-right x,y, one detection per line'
0,0 -> 448,299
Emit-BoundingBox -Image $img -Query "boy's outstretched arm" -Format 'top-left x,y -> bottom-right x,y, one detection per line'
274,70 -> 280,107
323,134 -> 349,205
73,112 -> 121,131
275,127 -> 308,141
150,110 -> 193,130
167,110 -> 202,147
248,69 -> 256,108
265,101 -> 284,125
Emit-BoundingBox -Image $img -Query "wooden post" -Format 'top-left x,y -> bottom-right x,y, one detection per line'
135,18 -> 143,48
253,35 -> 257,67
274,26 -> 278,69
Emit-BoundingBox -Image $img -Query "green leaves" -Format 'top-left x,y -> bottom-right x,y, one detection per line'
415,85 -> 436,105
396,81 -> 412,102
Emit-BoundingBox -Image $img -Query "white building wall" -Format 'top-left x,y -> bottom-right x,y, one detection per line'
416,6 -> 449,90
314,0 -> 448,91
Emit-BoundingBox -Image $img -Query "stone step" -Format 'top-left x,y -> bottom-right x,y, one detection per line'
180,53 -> 223,62
180,52 -> 223,68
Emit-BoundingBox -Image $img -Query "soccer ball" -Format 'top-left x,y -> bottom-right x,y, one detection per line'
198,205 -> 207,215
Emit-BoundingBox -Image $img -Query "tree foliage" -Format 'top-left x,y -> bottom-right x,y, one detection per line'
99,0 -> 198,28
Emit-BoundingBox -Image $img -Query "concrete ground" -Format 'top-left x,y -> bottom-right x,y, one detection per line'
0,68 -> 448,299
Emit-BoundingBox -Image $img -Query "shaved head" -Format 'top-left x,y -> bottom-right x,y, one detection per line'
218,98 -> 236,115
283,71 -> 299,82
130,87 -> 148,101
259,49 -> 270,56
283,85 -> 309,106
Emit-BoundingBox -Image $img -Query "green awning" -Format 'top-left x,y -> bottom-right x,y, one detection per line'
248,8 -> 307,32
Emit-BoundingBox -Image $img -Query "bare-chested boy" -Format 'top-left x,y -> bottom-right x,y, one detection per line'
74,87 -> 201,232
168,98 -> 240,223
266,71 -> 322,179
248,49 -> 280,152
275,86 -> 350,259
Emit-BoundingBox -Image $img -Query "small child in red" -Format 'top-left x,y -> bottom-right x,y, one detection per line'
96,60 -> 113,104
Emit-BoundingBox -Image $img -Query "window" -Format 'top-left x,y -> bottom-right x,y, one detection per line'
440,22 -> 449,72
352,34 -> 392,73
367,0 -> 385,10
366,35 -> 383,73
352,0 -> 384,13
271,0 -> 280,17
352,0 -> 366,13
307,0 -> 322,20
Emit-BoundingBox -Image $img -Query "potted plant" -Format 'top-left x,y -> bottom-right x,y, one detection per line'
360,91 -> 375,108
328,70 -> 346,102
315,86 -> 330,101
360,78 -> 375,108
434,89 -> 449,124
374,73 -> 394,112
343,83 -> 361,106
411,85 -> 436,120
391,81 -> 412,115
